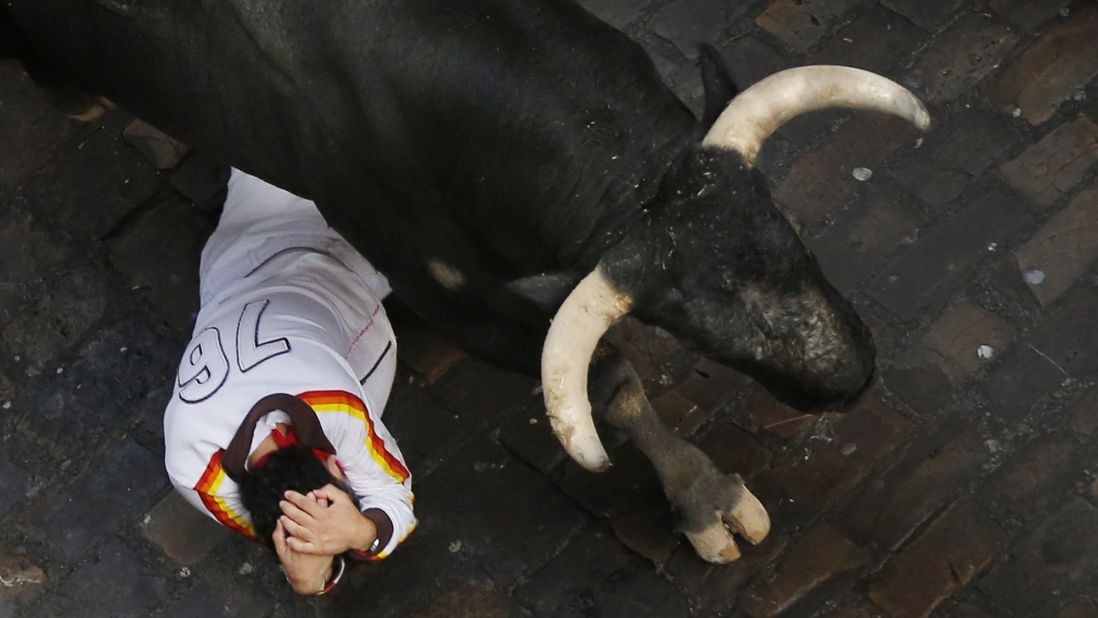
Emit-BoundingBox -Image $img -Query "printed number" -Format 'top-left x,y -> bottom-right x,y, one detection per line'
236,299 -> 290,372
177,328 -> 229,403
177,299 -> 292,403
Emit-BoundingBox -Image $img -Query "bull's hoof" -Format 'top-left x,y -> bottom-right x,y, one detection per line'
682,482 -> 770,564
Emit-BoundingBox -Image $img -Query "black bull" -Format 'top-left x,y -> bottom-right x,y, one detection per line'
3,0 -> 931,562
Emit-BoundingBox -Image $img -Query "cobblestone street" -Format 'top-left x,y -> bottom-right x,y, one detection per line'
2,0 -> 1098,616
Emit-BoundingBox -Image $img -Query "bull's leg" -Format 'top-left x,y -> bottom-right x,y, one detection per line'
590,352 -> 770,563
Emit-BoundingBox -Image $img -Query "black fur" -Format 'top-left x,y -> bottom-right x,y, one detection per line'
698,43 -> 739,127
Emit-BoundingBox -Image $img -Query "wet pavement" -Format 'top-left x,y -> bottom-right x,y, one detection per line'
1,0 -> 1097,616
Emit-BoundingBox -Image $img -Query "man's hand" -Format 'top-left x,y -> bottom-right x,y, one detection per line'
279,485 -> 378,555
272,519 -> 333,595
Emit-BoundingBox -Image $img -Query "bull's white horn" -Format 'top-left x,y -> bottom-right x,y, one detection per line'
541,266 -> 635,472
703,65 -> 931,165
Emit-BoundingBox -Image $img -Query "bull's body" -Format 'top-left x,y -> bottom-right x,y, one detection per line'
9,0 -> 696,368
5,0 -> 932,562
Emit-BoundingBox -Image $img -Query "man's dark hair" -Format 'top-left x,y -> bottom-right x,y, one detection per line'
238,444 -> 355,546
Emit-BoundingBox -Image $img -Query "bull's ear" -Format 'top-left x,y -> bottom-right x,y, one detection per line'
698,44 -> 738,127
506,272 -> 581,313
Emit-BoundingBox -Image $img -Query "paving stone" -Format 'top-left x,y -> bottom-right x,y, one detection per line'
983,289 -> 1098,417
0,547 -> 47,614
610,496 -> 678,564
27,441 -> 168,561
139,490 -> 226,566
868,499 -> 1008,618
1056,598 -> 1098,618
17,123 -> 164,240
999,114 -> 1098,209
162,560 -> 270,618
0,450 -> 30,520
559,442 -> 663,519
842,421 -> 988,549
980,497 -> 1098,615
1067,387 -> 1098,436
730,385 -> 818,443
430,357 -> 540,427
694,421 -> 773,480
815,594 -> 888,618
604,316 -> 699,397
991,433 -> 1085,517
578,0 -> 650,30
168,153 -> 230,213
394,322 -> 467,385
909,13 -> 1019,104
45,539 -> 168,618
869,184 -> 1031,320
122,118 -> 190,170
665,532 -> 790,611
497,397 -> 569,475
773,113 -> 923,229
417,582 -> 510,618
19,321 -> 179,457
880,0 -> 966,30
413,436 -> 588,587
889,110 -> 1020,211
106,192 -> 215,334
0,62 -> 82,194
755,0 -> 865,53
920,299 -> 1014,380
382,374 -> 471,477
757,393 -> 913,521
742,523 -> 870,618
814,6 -> 923,75
1013,182 -> 1098,307
649,390 -> 708,438
990,6 -> 1098,126
881,351 -> 957,414
0,213 -> 75,298
515,527 -> 690,617
988,0 -> 1071,32
810,182 -> 924,292
647,0 -> 754,58
2,267 -> 110,373
715,36 -> 793,93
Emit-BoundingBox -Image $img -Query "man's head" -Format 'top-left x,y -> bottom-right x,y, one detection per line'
239,444 -> 357,546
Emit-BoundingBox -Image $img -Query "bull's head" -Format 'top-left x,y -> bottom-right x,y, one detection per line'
543,66 -> 930,471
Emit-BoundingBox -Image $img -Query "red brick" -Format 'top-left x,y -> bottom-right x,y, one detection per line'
676,356 -> 749,413
1014,182 -> 1098,306
558,445 -> 663,518
843,421 -> 988,549
651,390 -> 708,437
890,111 -> 1020,210
882,350 -> 957,414
992,433 -> 1084,516
983,289 -> 1098,417
715,36 -> 793,91
755,0 -> 864,53
811,183 -> 925,293
991,6 -> 1098,125
815,6 -> 923,74
980,498 -> 1098,615
920,300 -> 1014,380
773,114 -> 922,228
611,498 -> 678,564
760,394 -> 913,520
999,115 -> 1098,208
869,184 -> 1031,319
732,385 -> 818,443
1068,387 -> 1098,436
881,0 -> 965,30
139,491 -> 227,565
694,421 -> 773,480
666,532 -> 790,610
869,500 -> 1007,618
604,316 -> 698,396
122,118 -> 190,170
910,13 -> 1019,103
742,523 -> 870,618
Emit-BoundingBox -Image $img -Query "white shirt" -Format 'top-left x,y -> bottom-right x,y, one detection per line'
163,169 -> 415,558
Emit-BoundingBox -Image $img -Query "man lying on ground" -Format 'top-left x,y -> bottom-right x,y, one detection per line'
163,169 -> 415,595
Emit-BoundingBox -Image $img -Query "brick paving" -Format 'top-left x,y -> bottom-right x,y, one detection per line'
1,1 -> 1097,616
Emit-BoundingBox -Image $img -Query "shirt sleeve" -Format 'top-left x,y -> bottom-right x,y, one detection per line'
171,453 -> 259,542
302,390 -> 416,559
